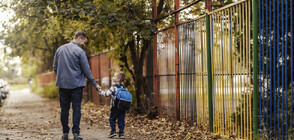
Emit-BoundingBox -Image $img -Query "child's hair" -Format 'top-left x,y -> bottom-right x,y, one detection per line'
115,71 -> 125,82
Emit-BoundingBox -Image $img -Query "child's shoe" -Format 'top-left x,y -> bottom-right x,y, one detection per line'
119,132 -> 124,139
108,131 -> 117,138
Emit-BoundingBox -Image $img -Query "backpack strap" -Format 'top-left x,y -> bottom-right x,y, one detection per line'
113,83 -> 124,96
115,83 -> 125,88
112,83 -> 125,108
114,83 -> 124,89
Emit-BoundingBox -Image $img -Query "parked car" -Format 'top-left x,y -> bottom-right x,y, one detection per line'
2,80 -> 9,96
0,80 -> 4,106
0,79 -> 7,99
0,92 -> 2,107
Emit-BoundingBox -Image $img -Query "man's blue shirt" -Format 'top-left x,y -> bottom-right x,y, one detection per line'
53,41 -> 97,89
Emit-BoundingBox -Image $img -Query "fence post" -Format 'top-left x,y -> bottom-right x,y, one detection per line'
206,12 -> 213,133
252,0 -> 259,139
175,0 -> 180,121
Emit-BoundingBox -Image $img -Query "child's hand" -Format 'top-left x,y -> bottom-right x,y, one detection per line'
95,85 -> 101,91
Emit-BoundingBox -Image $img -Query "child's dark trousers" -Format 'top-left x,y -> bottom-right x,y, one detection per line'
109,107 -> 126,133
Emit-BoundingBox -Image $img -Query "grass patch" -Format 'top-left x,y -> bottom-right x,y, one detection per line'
10,84 -> 29,89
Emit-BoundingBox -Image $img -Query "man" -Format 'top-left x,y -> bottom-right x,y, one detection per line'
53,31 -> 100,140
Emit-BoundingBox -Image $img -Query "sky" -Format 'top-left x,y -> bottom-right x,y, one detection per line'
0,4 -> 22,76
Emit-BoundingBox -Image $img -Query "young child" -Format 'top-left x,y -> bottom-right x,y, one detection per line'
98,71 -> 127,139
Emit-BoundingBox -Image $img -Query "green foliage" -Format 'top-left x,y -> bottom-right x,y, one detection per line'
21,62 -> 37,78
38,81 -> 59,98
31,77 -> 39,93
231,92 -> 253,130
0,68 -> 13,79
0,0 -> 204,112
0,61 -> 18,79
212,0 -> 235,9
10,84 -> 29,89
31,75 -> 58,98
0,0 -> 101,72
92,0 -> 156,47
91,0 -> 157,111
230,86 -> 294,135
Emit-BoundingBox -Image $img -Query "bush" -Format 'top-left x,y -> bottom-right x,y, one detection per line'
42,81 -> 59,98
33,81 -> 59,98
31,75 -> 39,93
31,80 -> 38,92
30,76 -> 58,98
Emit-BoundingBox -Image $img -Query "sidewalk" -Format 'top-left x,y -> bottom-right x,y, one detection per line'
0,88 -> 115,140
0,88 -> 221,140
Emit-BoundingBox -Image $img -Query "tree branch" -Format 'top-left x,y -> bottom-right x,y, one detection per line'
121,44 -> 136,81
129,39 -> 139,68
129,39 -> 140,80
43,37 -> 53,53
34,46 -> 50,51
157,0 -> 164,16
138,39 -> 149,71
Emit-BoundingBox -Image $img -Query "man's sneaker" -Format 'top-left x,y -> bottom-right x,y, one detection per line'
61,133 -> 69,140
119,133 -> 125,139
73,133 -> 83,140
108,131 -> 117,138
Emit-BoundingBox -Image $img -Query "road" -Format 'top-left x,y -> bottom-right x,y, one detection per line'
0,88 -> 113,140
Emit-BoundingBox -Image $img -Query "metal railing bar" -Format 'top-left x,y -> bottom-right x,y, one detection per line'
268,0 -> 272,138
291,0 -> 294,138
208,0 -> 246,15
155,74 -> 176,77
248,1 -> 252,139
155,0 -> 202,21
245,1 -> 249,138
157,0 -> 248,33
157,25 -> 176,33
272,0 -> 276,138
157,15 -> 206,33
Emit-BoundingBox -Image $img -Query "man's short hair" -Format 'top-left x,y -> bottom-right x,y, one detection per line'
115,71 -> 126,82
74,31 -> 88,39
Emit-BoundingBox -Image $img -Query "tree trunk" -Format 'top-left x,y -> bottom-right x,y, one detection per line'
135,73 -> 144,113
145,39 -> 154,109
128,37 -> 151,114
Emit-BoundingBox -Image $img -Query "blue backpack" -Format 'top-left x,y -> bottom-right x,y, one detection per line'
115,87 -> 132,110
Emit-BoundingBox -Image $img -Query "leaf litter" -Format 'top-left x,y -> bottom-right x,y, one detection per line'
81,102 -> 240,140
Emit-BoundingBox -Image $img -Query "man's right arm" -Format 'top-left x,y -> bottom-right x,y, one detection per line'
80,51 -> 97,87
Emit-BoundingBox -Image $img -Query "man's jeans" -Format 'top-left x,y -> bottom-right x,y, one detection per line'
109,107 -> 126,133
59,87 -> 83,134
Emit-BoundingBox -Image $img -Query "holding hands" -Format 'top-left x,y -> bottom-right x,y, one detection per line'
95,84 -> 101,91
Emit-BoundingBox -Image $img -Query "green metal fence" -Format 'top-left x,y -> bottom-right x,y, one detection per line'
153,0 -> 294,139
210,1 -> 252,139
155,0 -> 254,139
